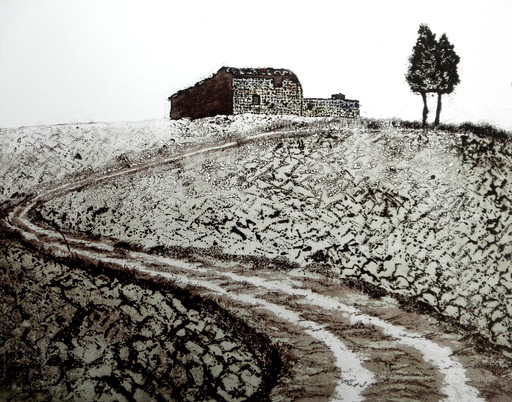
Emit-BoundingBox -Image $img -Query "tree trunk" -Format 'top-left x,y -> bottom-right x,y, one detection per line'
434,93 -> 442,127
421,92 -> 429,128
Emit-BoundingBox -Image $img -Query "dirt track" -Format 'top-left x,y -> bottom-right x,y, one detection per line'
5,129 -> 512,401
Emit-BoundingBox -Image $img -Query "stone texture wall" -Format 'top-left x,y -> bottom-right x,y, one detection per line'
0,240 -> 275,401
233,78 -> 302,116
303,98 -> 360,118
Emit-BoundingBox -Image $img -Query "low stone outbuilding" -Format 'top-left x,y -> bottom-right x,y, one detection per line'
168,67 -> 359,120
303,94 -> 359,118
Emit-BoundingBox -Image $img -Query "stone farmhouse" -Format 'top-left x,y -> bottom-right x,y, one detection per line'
168,67 -> 359,120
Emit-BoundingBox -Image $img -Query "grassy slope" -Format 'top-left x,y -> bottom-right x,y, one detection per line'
38,122 -> 512,349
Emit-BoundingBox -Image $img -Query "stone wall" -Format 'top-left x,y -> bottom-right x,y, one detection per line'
0,240 -> 276,401
303,98 -> 360,118
169,67 -> 360,120
233,78 -> 302,116
170,69 -> 234,120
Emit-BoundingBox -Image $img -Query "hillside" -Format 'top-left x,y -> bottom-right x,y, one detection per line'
1,115 -> 511,400
0,115 -> 327,205
35,119 -> 512,350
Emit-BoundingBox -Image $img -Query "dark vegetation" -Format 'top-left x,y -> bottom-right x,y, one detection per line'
406,24 -> 460,127
439,121 -> 510,141
363,118 -> 511,141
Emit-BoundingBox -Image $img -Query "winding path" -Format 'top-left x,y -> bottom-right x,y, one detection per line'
5,129 -> 509,400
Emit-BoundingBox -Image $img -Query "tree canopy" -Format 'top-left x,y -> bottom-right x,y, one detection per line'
406,24 -> 460,127
406,25 -> 438,94
433,33 -> 460,126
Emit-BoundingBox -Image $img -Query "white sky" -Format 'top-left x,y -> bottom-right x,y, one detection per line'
0,0 -> 511,129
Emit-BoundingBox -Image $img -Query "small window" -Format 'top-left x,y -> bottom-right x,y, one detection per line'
274,77 -> 283,87
252,94 -> 261,105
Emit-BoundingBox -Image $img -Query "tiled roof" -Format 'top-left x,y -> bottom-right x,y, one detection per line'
223,67 -> 297,77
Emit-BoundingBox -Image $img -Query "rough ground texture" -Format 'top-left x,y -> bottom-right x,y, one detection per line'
39,126 -> 512,349
0,115 -> 334,204
1,116 -> 511,400
0,241 -> 278,401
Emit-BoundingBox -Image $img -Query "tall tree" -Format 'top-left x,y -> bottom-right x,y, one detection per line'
406,24 -> 438,127
433,33 -> 460,126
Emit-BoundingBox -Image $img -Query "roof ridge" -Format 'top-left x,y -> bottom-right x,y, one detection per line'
223,66 -> 296,76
